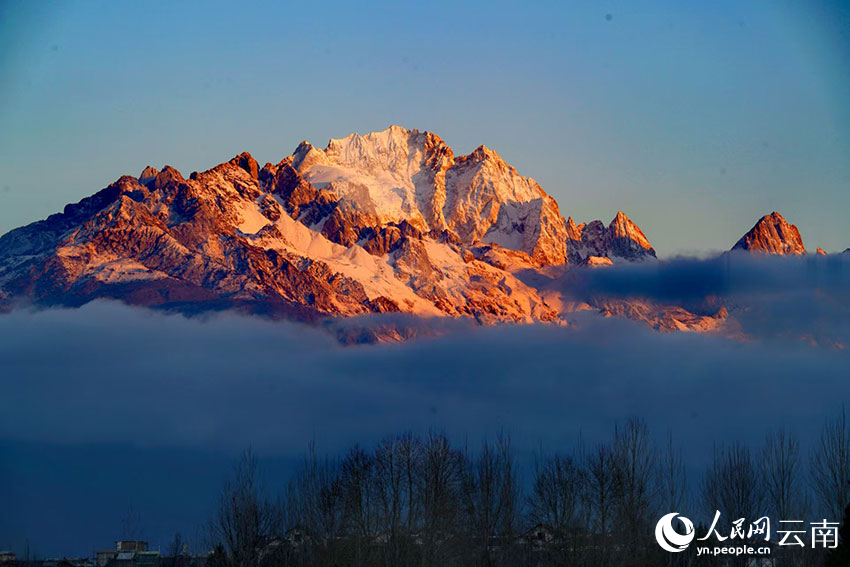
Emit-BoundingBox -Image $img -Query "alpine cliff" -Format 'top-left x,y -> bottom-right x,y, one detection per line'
565,212 -> 656,263
0,126 -> 809,342
731,211 -> 806,255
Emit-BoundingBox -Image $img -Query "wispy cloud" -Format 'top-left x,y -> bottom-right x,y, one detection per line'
537,253 -> 850,344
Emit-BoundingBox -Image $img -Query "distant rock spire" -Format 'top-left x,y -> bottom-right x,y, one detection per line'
606,211 -> 657,260
731,212 -> 805,255
139,166 -> 159,185
228,152 -> 259,179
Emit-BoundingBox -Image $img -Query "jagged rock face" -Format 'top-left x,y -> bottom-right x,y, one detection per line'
0,126 -> 733,343
565,212 -> 656,263
731,212 -> 806,255
268,126 -> 569,265
0,149 -> 557,328
607,211 -> 656,259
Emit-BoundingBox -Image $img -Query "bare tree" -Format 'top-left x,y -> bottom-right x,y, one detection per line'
285,442 -> 343,564
701,443 -> 762,567
659,432 -> 692,567
714,443 -> 762,525
340,445 -> 377,566
760,433 -> 814,567
461,433 -> 519,567
585,442 -> 615,567
761,428 -> 804,521
611,417 -> 659,566
210,448 -> 281,567
528,450 -> 585,566
495,434 -> 521,544
420,431 -> 464,567
660,430 -> 688,515
810,408 -> 850,521
372,433 -> 423,566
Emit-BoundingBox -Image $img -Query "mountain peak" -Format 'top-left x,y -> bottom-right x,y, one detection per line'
566,217 -> 585,241
291,140 -> 326,171
146,165 -> 185,189
228,152 -> 259,179
281,126 -> 567,264
565,212 -> 656,263
606,211 -> 656,260
326,125 -> 419,153
294,140 -> 313,153
731,211 -> 805,255
139,166 -> 159,184
468,145 -> 516,169
385,124 -> 410,135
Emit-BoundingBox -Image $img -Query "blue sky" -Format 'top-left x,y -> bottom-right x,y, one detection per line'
1,0 -> 848,254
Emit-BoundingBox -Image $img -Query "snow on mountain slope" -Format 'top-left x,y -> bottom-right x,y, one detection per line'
283,126 -> 569,265
236,198 -> 441,316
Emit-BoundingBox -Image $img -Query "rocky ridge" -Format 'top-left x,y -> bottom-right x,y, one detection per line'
0,126 -> 822,342
565,212 -> 657,263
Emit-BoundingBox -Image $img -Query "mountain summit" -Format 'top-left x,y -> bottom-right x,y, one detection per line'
270,126 -> 570,265
731,212 -> 806,255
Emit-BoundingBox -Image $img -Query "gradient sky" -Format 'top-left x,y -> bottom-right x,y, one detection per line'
1,0 -> 849,254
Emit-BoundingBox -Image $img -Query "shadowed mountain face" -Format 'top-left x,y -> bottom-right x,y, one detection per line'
731,211 -> 806,255
0,127 -> 839,343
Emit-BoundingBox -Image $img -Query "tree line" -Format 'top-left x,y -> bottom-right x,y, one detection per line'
204,410 -> 850,567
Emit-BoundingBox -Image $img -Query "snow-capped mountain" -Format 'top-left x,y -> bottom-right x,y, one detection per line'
0,126 -> 730,341
730,211 -> 806,255
272,126 -> 569,265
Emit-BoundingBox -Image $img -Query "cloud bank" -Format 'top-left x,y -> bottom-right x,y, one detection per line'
533,252 -> 850,344
1,297 -> 847,455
